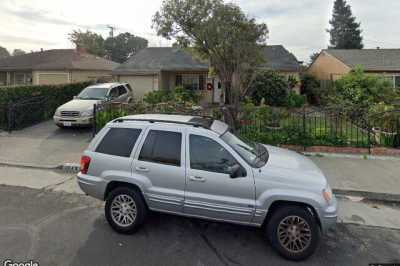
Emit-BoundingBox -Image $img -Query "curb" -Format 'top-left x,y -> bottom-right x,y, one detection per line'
304,152 -> 400,161
333,189 -> 400,204
0,161 -> 80,173
0,161 -> 61,170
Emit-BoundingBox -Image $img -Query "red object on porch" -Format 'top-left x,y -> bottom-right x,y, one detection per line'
207,83 -> 214,91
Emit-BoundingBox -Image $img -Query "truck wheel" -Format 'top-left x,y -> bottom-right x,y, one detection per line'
266,206 -> 321,261
105,187 -> 147,234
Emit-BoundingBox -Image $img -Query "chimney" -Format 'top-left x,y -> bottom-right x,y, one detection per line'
76,45 -> 87,54
40,48 -> 44,52
377,47 -> 380,50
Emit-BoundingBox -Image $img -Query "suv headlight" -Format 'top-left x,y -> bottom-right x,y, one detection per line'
54,108 -> 61,116
80,109 -> 93,117
322,185 -> 333,203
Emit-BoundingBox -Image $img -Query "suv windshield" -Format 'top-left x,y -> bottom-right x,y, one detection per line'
221,131 -> 269,168
77,87 -> 109,100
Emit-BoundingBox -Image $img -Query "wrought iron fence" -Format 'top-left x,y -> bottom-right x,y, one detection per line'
93,102 -> 400,152
238,107 -> 400,151
0,96 -> 50,131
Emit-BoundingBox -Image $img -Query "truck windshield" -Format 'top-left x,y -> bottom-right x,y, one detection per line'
77,87 -> 108,100
221,131 -> 268,168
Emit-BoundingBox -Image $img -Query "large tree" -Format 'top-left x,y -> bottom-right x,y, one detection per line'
12,49 -> 26,56
69,30 -> 106,57
153,0 -> 268,119
0,46 -> 10,59
327,0 -> 363,49
104,32 -> 148,63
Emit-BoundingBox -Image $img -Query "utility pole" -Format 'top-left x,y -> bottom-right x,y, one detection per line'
107,25 -> 116,38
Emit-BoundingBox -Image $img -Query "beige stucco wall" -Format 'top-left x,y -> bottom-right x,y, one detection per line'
307,52 -> 351,80
32,70 -> 113,85
70,70 -> 112,83
117,75 -> 159,100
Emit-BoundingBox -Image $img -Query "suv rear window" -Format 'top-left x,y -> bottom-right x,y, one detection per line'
139,130 -> 182,166
96,128 -> 142,157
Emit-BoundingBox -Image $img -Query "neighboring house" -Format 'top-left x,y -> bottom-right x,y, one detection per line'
308,49 -> 400,88
259,45 -> 302,94
113,47 -> 210,101
0,49 -> 119,87
113,46 -> 301,103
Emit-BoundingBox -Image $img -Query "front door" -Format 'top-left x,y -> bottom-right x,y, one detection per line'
184,133 -> 255,223
133,127 -> 186,214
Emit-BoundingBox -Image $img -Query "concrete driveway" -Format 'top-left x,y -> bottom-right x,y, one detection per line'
0,185 -> 399,266
0,120 -> 91,166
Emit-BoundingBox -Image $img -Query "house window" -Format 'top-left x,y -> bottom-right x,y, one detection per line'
395,76 -> 400,88
15,73 -> 25,85
175,74 -> 205,90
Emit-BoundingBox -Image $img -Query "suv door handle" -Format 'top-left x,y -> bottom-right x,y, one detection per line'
136,166 -> 149,172
189,176 -> 206,182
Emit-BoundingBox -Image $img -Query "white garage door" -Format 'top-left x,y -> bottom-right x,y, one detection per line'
118,75 -> 158,100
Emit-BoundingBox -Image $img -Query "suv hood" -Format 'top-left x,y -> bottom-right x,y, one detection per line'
257,145 -> 327,189
58,99 -> 102,112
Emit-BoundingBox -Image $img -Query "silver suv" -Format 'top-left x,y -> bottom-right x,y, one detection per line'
78,114 -> 337,261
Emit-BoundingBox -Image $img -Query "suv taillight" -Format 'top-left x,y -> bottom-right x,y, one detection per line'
80,156 -> 91,174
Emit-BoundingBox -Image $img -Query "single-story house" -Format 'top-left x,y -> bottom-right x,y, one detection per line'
113,47 -> 210,101
307,49 -> 400,88
113,45 -> 301,103
0,49 -> 119,86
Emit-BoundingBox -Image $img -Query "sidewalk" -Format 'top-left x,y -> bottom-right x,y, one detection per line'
311,156 -> 400,200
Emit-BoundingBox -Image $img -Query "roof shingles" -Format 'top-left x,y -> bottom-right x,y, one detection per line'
260,45 -> 301,72
325,49 -> 400,72
0,49 -> 118,71
113,47 -> 209,75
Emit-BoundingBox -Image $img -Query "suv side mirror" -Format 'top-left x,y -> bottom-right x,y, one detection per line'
229,164 -> 244,179
73,95 -> 78,99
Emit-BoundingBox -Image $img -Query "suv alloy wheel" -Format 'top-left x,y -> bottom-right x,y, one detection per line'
266,206 -> 321,261
105,187 -> 147,234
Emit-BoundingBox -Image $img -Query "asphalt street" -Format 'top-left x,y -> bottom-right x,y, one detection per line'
0,185 -> 399,266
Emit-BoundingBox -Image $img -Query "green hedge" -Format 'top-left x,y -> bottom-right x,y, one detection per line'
0,81 -> 92,105
0,81 -> 92,130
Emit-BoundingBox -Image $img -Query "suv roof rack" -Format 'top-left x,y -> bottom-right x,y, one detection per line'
113,117 -> 213,129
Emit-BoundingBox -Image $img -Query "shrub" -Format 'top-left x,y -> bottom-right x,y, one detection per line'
143,90 -> 173,105
249,70 -> 288,106
143,86 -> 200,105
329,66 -> 399,118
286,91 -> 306,108
301,74 -> 323,105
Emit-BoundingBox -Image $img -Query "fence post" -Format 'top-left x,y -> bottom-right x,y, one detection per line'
302,106 -> 306,152
92,103 -> 97,138
7,101 -> 13,133
367,117 -> 372,154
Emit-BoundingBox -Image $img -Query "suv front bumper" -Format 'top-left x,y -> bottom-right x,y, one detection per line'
54,115 -> 93,127
320,195 -> 338,233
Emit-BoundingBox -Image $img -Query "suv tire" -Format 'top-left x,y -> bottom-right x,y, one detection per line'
105,187 -> 147,234
266,206 -> 321,261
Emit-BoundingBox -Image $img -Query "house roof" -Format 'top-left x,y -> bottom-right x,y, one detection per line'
260,45 -> 301,72
324,49 -> 400,72
0,49 -> 119,71
113,47 -> 209,75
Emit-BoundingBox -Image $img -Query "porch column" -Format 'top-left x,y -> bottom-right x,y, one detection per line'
6,72 -> 11,86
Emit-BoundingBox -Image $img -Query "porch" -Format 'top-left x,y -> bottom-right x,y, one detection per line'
159,71 -> 222,104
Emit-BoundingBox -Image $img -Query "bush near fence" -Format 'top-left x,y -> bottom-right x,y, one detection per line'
0,81 -> 91,130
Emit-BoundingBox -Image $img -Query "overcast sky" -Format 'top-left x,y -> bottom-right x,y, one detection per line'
0,0 -> 399,63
